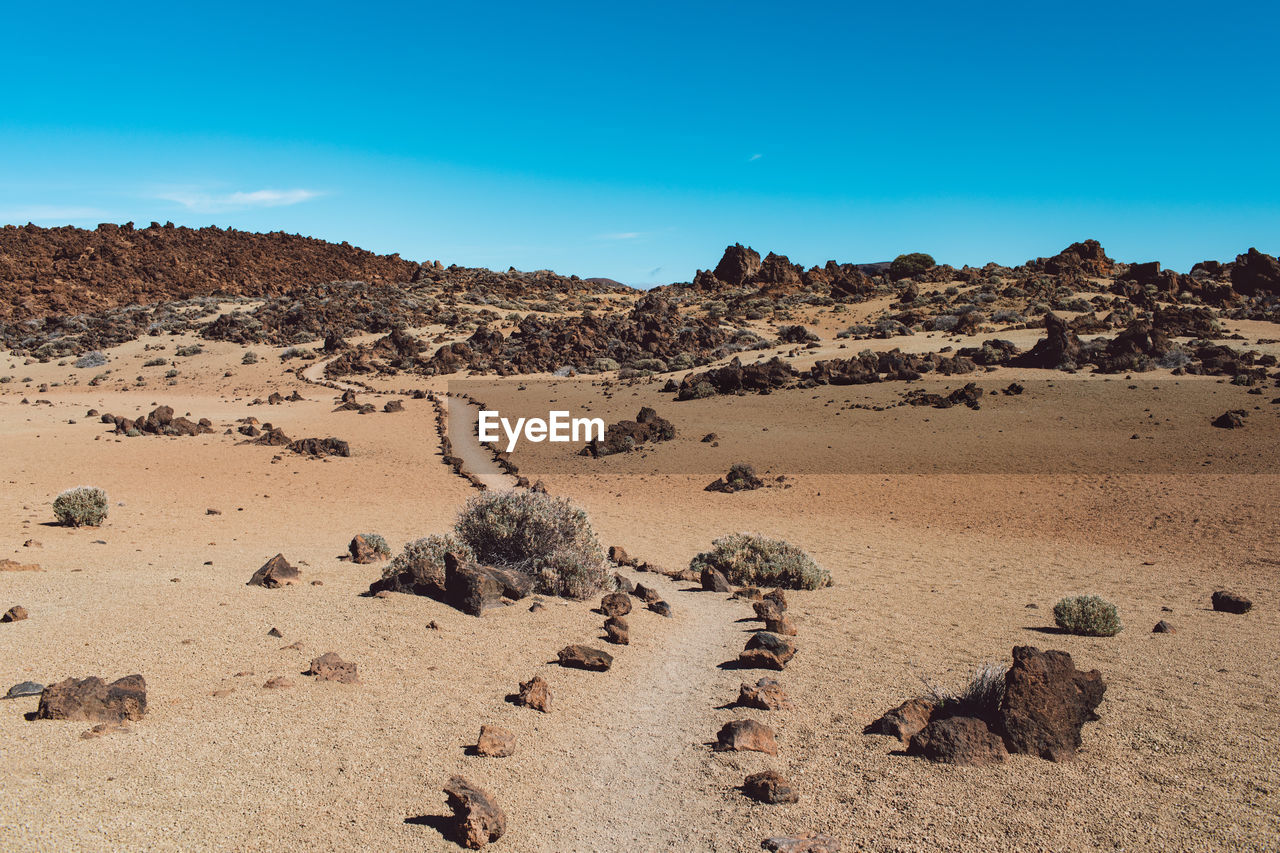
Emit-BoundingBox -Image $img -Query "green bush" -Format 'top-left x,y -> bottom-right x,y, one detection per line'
360,533 -> 392,558
889,252 -> 936,281
689,533 -> 830,590
383,533 -> 473,589
1053,595 -> 1123,636
455,490 -> 609,599
53,486 -> 109,527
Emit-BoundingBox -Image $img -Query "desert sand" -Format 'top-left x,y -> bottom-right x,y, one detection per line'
1,301 -> 1277,853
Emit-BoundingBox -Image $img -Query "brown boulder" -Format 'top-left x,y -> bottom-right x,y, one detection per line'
744,770 -> 799,804
701,567 -> 732,592
604,616 -> 630,645
738,678 -> 793,711
765,614 -> 797,636
600,591 -> 632,617
247,553 -> 300,588
443,776 -> 506,849
648,599 -> 673,618
306,652 -> 359,684
1211,590 -> 1252,614
514,676 -> 551,712
865,698 -> 935,743
908,716 -> 1007,765
2,605 -> 28,622
557,645 -> 613,672
715,718 -> 778,755
632,583 -> 662,604
754,600 -> 783,622
445,553 -> 501,616
608,545 -> 636,566
999,646 -> 1105,761
739,632 -> 796,670
475,725 -> 516,757
762,833 -> 842,853
36,675 -> 147,722
348,535 -> 384,564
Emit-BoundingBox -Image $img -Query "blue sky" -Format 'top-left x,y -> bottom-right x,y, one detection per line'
2,1 -> 1277,285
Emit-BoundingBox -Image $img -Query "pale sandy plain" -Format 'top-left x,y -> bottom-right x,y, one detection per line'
0,314 -> 1278,852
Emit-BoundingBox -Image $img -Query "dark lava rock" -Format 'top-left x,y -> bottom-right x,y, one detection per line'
648,600 -> 673,618
600,591 -> 632,617
908,716 -> 1007,765
247,553 -> 301,588
4,681 -> 44,699
738,677 -> 793,710
2,605 -> 28,622
701,567 -> 732,592
1212,410 -> 1246,429
36,675 -> 147,722
1211,590 -> 1252,614
739,632 -> 796,670
1152,620 -> 1176,633
443,775 -> 506,849
744,770 -> 799,804
999,646 -> 1105,761
557,645 -> 613,672
604,616 -> 630,645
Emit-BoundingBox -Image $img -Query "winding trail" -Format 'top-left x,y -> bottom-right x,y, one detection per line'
443,394 -> 519,491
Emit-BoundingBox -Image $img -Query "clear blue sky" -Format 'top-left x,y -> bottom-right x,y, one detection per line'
2,1 -> 1276,285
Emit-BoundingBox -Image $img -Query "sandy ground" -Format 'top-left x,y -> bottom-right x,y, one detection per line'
0,326 -> 1278,851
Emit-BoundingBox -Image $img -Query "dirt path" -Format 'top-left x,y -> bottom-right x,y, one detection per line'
519,573 -> 750,851
444,394 -> 519,491
299,357 -> 365,393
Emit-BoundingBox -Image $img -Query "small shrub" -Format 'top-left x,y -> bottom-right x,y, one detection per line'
53,486 -> 109,527
75,351 -> 107,369
689,533 -> 830,590
384,533 -> 473,589
358,533 -> 392,559
175,345 -> 203,357
889,252 -> 936,281
921,661 -> 1008,722
455,490 -> 609,599
241,351 -> 259,365
593,357 -> 620,372
1054,595 -> 1123,636
165,369 -> 179,378
144,358 -> 168,367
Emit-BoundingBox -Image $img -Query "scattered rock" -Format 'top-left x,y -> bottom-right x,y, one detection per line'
743,770 -> 799,804
706,463 -> 765,493
247,553 -> 300,588
765,614 -> 797,636
648,600 -> 673,618
632,583 -> 661,604
1212,410 -> 1247,429
612,573 -> 634,594
700,567 -> 732,592
288,436 -> 351,457
608,545 -> 636,566
715,718 -> 778,754
733,587 -> 764,601
600,591 -> 632,617
604,616 -> 630,645
1152,620 -> 1175,633
36,675 -> 147,722
908,716 -> 1008,765
739,632 -> 796,670
475,725 -> 516,757
738,677 -> 793,710
306,652 -> 360,684
764,589 -> 788,611
557,645 -> 614,672
348,534 -> 386,564
0,559 -> 41,572
444,553 -> 502,616
514,676 -> 551,712
753,600 -> 783,622
1211,590 -> 1252,614
999,646 -> 1105,761
443,776 -> 506,849
383,399 -> 404,413
4,681 -> 44,699
267,627 -> 283,638
262,676 -> 294,689
2,605 -> 28,622
865,698 -> 936,743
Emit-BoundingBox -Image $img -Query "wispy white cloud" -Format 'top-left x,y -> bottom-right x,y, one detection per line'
597,231 -> 642,240
748,153 -> 763,162
155,187 -> 323,213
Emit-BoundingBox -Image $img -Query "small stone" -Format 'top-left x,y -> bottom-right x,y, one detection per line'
475,725 -> 516,757
648,600 -> 673,618
306,652 -> 359,684
738,678 -> 793,711
600,591 -> 632,617
262,676 -> 294,689
2,605 -> 29,622
247,553 -> 300,588
715,719 -> 778,754
267,627 -> 283,638
443,776 -> 506,849
557,645 -> 613,672
514,676 -> 551,712
4,681 -> 44,699
1153,620 -> 1175,633
744,770 -> 799,804
1211,590 -> 1252,614
604,615 -> 630,645
762,832 -> 842,852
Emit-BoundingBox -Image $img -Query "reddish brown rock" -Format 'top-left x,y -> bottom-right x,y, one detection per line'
263,676 -> 294,689
648,599 -> 673,618
604,616 -> 630,645
445,552 -> 501,616
0,559 -> 41,572
443,776 -> 506,849
36,675 -> 147,722
739,632 -> 796,670
765,614 -> 797,636
764,589 -> 788,611
701,566 -> 732,592
306,652 -> 359,684
632,583 -> 662,604
715,718 -> 778,754
557,645 -> 613,672
908,716 -> 1007,765
247,553 -> 300,588
600,591 -> 632,617
754,600 -> 783,622
608,545 -> 636,566
514,676 -> 551,712
865,698 -> 936,743
348,535 -> 384,564
744,770 -> 799,804
733,587 -> 764,601
2,605 -> 28,622
738,677 -> 793,710
475,725 -> 516,757
1211,590 -> 1252,614
999,646 -> 1105,761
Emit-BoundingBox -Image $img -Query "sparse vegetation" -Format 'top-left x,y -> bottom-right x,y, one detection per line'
889,252 -> 936,281
454,490 -> 609,599
144,358 -> 168,367
357,532 -> 391,559
1054,595 -> 1123,636
241,351 -> 259,365
74,351 -> 107,368
689,532 -> 830,590
920,661 -> 1009,722
175,345 -> 203,357
383,533 -> 474,590
53,486 -> 109,527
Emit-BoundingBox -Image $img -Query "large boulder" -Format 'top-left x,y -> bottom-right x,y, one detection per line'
1211,590 -> 1252,614
715,719 -> 778,754
36,675 -> 147,722
738,632 -> 796,670
443,776 -> 506,849
908,716 -> 1007,766
444,553 -> 501,616
557,645 -> 614,672
1230,248 -> 1280,296
999,646 -> 1105,761
247,554 -> 300,588
713,243 -> 763,286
